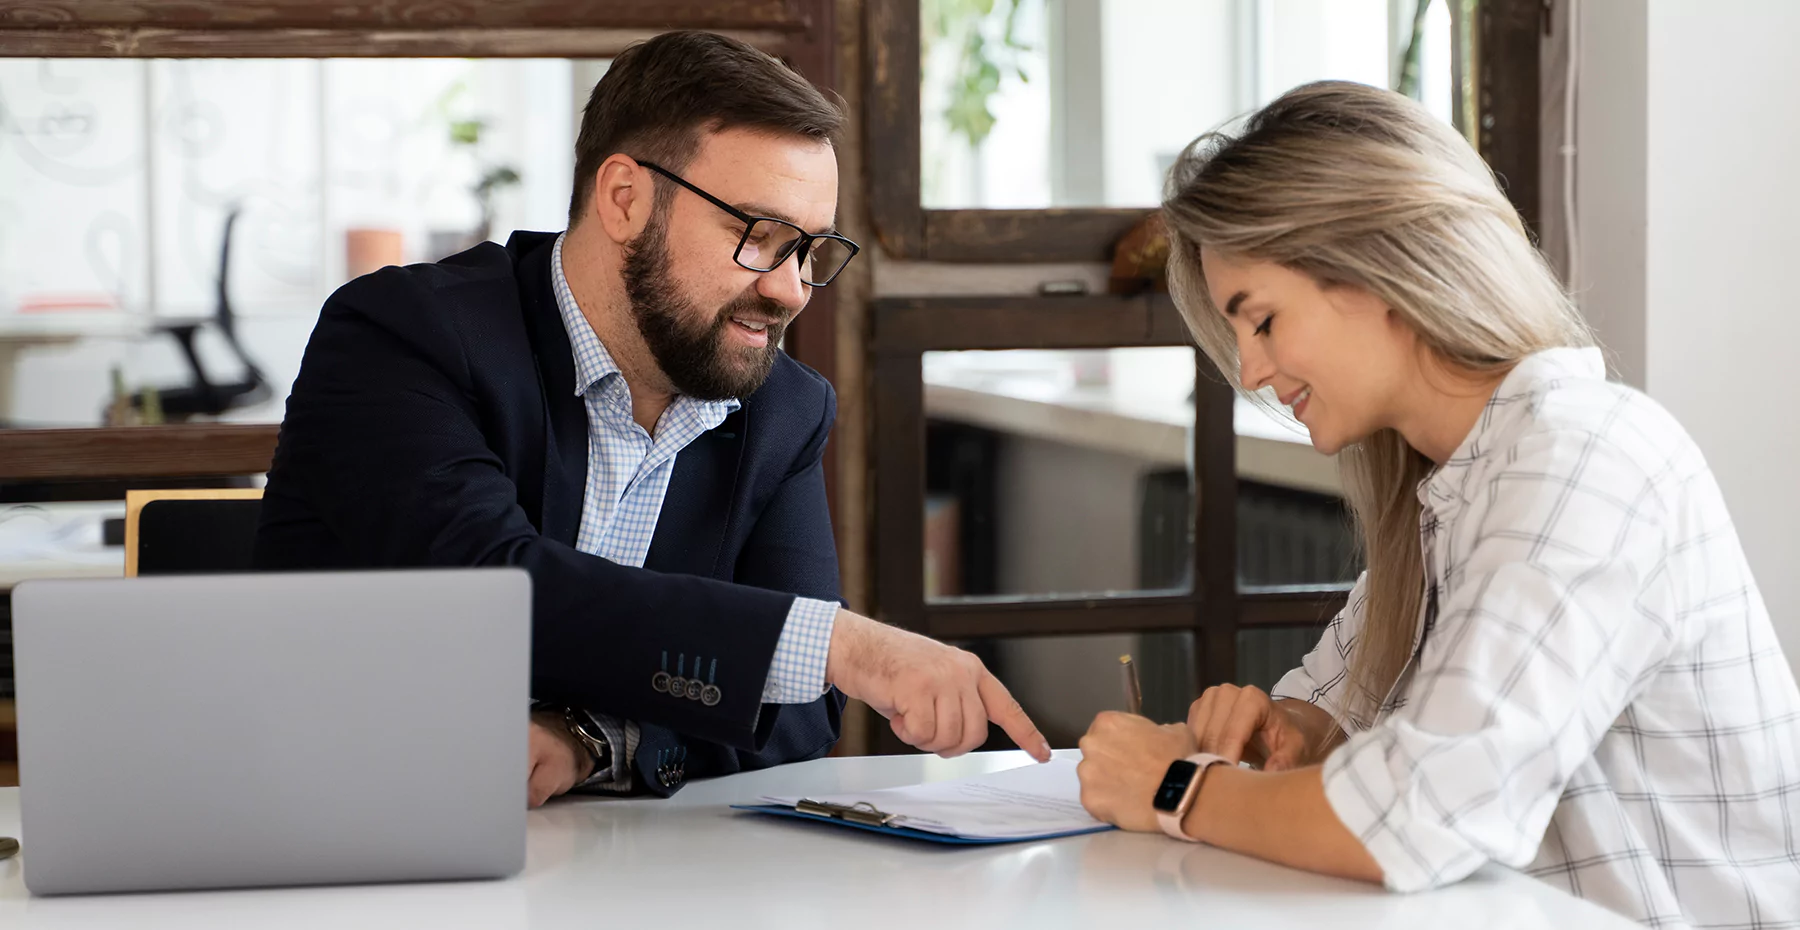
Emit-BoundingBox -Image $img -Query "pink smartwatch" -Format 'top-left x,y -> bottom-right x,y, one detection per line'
1151,753 -> 1228,842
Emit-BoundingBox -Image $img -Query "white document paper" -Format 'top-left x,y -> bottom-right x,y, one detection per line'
761,758 -> 1108,840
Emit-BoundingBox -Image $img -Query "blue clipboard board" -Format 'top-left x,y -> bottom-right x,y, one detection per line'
731,803 -> 1115,845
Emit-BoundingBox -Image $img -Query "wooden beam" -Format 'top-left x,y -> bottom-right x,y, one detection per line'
872,294 -> 1189,354
1478,0 -> 1543,233
1238,584 -> 1353,627
0,26 -> 795,58
921,208 -> 1150,264
925,598 -> 1198,639
0,1 -> 812,31
1193,375 -> 1239,687
765,0 -> 842,524
871,351 -> 926,628
861,0 -> 924,257
0,425 -> 279,481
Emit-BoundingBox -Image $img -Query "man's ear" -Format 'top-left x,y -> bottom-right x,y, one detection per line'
591,154 -> 653,245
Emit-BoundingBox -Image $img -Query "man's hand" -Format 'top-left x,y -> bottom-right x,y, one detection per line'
1187,684 -> 1329,770
826,609 -> 1052,762
527,711 -> 595,808
1075,711 -> 1198,832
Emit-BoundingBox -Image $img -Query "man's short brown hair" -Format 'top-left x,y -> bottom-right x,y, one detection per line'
568,31 -> 844,225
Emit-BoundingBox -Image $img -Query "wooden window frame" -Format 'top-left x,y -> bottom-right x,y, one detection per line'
863,0 -> 1546,688
863,0 -> 1544,263
0,0 -> 843,492
872,292 -> 1348,690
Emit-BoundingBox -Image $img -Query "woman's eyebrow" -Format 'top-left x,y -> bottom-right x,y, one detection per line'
1224,291 -> 1252,316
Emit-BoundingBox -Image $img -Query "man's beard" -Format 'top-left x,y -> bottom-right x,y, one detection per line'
621,214 -> 786,401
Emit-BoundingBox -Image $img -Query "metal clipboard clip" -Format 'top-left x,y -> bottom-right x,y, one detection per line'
794,798 -> 902,828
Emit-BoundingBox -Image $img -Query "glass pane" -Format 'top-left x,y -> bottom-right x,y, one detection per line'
920,0 -> 1461,209
970,626 -> 1327,748
923,347 -> 1196,603
1233,388 -> 1360,586
983,632 -> 1150,747
0,60 -> 151,318
1236,626 -> 1325,692
1085,628 -> 1322,724
0,57 -> 599,428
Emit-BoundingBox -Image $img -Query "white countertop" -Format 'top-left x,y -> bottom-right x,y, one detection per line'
922,371 -> 1342,496
0,751 -> 1634,929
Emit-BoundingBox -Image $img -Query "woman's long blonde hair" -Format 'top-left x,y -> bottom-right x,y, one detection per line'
1162,81 -> 1594,726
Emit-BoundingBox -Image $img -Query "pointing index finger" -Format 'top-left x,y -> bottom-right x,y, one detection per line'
978,671 -> 1052,762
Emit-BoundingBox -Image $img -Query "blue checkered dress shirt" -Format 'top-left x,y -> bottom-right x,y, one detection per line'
551,233 -> 838,791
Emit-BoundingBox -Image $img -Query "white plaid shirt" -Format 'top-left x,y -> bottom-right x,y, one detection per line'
551,233 -> 839,792
1274,348 -> 1800,928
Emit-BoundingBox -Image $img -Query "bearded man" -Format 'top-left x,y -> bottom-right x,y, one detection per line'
255,31 -> 1048,804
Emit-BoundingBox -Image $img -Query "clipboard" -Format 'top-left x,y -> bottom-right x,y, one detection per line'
731,797 -> 1114,846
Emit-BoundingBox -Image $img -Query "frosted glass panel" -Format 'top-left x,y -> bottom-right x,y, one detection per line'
0,58 -> 590,427
149,59 -> 323,318
0,60 -> 150,315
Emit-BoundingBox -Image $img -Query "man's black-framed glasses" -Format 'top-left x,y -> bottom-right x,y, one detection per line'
639,161 -> 860,287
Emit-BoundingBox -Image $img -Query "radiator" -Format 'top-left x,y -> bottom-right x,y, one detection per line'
1134,472 -> 1359,723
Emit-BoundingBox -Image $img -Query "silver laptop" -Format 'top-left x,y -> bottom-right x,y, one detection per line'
11,568 -> 531,895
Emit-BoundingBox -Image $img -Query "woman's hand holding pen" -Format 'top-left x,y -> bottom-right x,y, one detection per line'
1076,712 -> 1198,832
1078,686 -> 1346,836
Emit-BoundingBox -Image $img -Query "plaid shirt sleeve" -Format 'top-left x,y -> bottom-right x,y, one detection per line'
1321,428 -> 1679,893
1272,571 -> 1368,726
761,596 -> 839,704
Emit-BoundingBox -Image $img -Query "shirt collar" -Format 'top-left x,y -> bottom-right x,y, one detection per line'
550,231 -> 743,417
1418,346 -> 1605,509
551,232 -> 623,397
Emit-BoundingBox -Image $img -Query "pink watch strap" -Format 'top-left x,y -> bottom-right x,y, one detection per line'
1156,753 -> 1228,842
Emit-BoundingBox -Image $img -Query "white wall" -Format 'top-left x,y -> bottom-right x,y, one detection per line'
1576,0 -> 1800,672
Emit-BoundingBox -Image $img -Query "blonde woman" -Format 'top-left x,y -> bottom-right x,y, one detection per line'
1075,81 -> 1800,928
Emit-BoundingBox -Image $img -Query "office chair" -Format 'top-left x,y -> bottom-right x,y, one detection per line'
129,206 -> 273,421
124,489 -> 264,577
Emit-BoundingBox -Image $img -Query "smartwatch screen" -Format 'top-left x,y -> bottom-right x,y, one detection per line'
1151,759 -> 1200,812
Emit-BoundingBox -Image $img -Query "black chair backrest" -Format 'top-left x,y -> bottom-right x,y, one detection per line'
136,498 -> 263,576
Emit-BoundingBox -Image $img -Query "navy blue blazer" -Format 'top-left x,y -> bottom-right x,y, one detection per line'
254,230 -> 845,795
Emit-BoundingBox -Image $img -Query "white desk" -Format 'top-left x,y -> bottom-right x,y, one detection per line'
0,751 -> 1634,929
0,503 -> 125,592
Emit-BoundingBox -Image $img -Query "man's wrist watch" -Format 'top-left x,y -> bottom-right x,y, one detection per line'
1151,752 -> 1228,842
558,707 -> 613,784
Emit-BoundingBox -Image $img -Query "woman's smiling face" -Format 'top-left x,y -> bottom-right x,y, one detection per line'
1200,247 -> 1418,455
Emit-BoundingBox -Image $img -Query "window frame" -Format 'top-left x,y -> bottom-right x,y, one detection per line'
863,0 -> 1545,263
871,292 -> 1350,692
